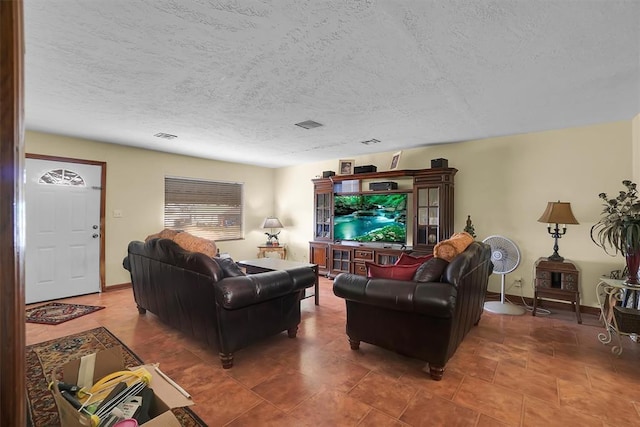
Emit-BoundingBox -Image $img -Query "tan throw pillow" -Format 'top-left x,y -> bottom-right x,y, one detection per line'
173,232 -> 217,258
433,232 -> 474,262
145,228 -> 180,242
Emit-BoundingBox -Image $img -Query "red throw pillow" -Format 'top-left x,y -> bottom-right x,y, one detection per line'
366,262 -> 421,281
395,252 -> 434,265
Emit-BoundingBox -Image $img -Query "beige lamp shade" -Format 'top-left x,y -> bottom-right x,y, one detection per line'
537,202 -> 579,225
261,217 -> 283,229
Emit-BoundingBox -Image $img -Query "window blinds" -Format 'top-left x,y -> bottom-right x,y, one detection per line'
164,176 -> 243,241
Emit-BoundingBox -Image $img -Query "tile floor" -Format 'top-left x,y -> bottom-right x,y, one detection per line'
26,277 -> 640,426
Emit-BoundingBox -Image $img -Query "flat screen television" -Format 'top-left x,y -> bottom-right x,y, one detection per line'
333,193 -> 407,244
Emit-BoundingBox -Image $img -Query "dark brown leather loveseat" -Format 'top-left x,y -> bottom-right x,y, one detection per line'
123,238 -> 317,368
333,241 -> 492,380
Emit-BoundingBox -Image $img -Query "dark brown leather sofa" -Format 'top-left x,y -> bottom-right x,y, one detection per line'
123,238 -> 317,368
333,241 -> 492,380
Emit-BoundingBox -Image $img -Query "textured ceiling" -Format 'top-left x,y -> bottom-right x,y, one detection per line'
24,1 -> 640,168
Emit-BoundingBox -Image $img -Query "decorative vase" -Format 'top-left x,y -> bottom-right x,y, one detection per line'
625,250 -> 640,285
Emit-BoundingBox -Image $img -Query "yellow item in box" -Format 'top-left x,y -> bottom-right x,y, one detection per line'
51,346 -> 194,427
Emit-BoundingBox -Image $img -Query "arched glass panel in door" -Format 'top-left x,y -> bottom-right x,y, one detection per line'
38,168 -> 86,186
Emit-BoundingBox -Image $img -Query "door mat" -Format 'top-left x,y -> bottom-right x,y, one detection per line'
25,302 -> 105,325
26,326 -> 207,427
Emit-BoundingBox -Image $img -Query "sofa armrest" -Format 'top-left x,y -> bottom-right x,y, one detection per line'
333,273 -> 456,318
215,267 -> 316,310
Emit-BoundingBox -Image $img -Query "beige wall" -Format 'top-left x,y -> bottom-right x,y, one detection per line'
277,120 -> 633,308
26,131 -> 277,287
27,119 -> 635,308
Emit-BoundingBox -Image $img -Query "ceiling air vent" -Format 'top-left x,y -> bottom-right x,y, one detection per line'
360,138 -> 380,145
295,120 -> 323,130
154,133 -> 178,140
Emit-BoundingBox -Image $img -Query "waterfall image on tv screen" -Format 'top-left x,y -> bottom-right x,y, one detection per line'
333,193 -> 407,243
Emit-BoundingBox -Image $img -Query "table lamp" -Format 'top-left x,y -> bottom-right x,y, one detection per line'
537,201 -> 579,262
262,217 -> 283,246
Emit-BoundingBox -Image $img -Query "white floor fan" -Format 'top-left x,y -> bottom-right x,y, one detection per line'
483,235 -> 525,315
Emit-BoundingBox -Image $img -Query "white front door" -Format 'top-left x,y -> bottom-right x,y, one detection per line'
25,158 -> 102,304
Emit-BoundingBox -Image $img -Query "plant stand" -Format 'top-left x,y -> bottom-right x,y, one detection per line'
596,278 -> 640,355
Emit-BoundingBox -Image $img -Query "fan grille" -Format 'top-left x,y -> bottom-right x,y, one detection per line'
483,235 -> 520,274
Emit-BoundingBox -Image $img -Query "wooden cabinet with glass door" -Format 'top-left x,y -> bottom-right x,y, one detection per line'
330,245 -> 352,276
309,242 -> 329,276
313,179 -> 333,241
375,250 -> 402,265
413,169 -> 456,252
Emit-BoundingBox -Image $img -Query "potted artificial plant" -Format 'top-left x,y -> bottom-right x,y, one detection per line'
590,180 -> 640,284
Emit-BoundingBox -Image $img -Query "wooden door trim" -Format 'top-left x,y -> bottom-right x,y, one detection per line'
26,153 -> 108,292
0,1 -> 25,425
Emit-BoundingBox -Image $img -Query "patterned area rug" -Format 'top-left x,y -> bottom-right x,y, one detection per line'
25,302 -> 105,325
26,326 -> 207,427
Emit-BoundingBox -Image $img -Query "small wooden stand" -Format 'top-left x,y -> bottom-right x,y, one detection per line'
533,258 -> 581,324
257,245 -> 286,260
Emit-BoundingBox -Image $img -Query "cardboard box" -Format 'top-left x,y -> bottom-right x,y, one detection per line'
51,346 -> 194,427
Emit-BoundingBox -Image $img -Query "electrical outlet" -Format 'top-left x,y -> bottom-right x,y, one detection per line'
513,278 -> 522,287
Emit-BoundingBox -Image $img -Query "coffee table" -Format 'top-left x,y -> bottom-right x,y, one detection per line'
236,258 -> 319,305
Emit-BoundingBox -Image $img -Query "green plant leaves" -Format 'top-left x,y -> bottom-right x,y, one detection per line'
591,180 -> 640,256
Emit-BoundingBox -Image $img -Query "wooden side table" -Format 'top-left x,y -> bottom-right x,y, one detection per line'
257,245 -> 286,260
533,258 -> 581,323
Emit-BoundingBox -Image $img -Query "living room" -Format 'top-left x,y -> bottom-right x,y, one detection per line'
25,117 -> 640,310
22,121 -> 640,425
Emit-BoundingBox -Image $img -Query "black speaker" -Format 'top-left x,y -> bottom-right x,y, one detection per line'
322,170 -> 335,178
431,158 -> 448,168
369,182 -> 398,191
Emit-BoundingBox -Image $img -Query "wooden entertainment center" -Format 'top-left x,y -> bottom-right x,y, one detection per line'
309,167 -> 457,277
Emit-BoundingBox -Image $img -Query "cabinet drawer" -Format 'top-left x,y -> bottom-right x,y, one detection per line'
354,263 -> 367,276
354,250 -> 374,261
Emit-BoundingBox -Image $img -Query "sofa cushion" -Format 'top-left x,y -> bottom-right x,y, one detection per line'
434,232 -> 474,261
366,262 -> 421,281
215,257 -> 246,277
395,252 -> 434,265
413,257 -> 450,282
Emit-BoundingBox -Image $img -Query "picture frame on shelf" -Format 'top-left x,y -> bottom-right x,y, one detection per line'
390,151 -> 402,170
338,159 -> 354,175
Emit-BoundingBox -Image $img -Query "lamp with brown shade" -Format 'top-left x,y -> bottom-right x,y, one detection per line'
537,201 -> 579,262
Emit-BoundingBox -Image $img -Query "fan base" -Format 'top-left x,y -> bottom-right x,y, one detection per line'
483,301 -> 526,316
